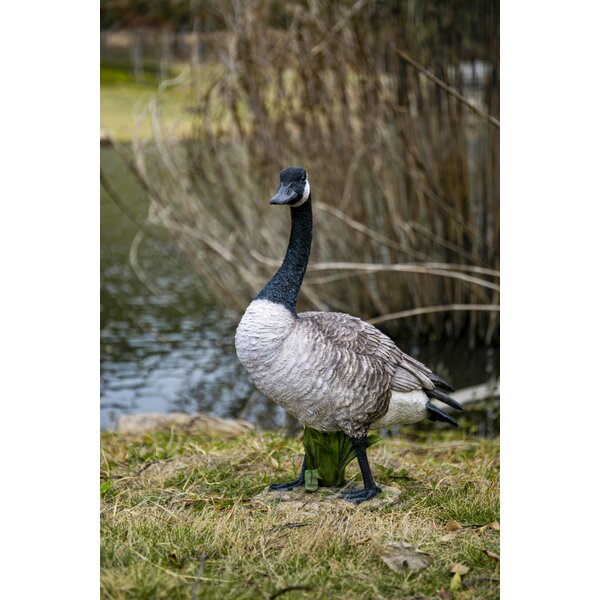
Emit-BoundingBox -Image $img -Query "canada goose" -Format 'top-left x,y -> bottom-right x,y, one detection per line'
235,167 -> 462,503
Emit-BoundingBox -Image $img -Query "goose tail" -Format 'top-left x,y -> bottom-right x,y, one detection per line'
425,388 -> 463,411
426,402 -> 458,427
428,373 -> 454,392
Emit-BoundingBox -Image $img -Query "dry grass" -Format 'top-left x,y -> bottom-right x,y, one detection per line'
101,428 -> 499,599
125,0 -> 500,345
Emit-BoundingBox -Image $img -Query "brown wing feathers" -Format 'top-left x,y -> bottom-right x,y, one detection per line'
397,361 -> 435,389
298,311 -> 462,427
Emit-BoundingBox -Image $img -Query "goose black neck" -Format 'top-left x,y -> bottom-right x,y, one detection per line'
256,197 -> 312,314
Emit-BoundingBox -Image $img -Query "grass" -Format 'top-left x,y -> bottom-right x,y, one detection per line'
100,427 -> 499,599
100,63 -> 199,142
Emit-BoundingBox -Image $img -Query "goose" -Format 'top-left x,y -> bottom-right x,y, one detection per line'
235,167 -> 463,503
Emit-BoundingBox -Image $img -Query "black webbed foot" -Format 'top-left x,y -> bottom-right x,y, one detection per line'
339,486 -> 382,504
337,436 -> 383,504
269,478 -> 305,491
269,457 -> 306,491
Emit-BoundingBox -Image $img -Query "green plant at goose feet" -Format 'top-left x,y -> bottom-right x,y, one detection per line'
302,427 -> 382,491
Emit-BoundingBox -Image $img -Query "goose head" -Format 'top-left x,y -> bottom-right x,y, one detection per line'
270,167 -> 310,207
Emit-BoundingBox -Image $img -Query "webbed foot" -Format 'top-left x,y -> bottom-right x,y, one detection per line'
269,477 -> 305,491
339,486 -> 382,504
269,456 -> 306,491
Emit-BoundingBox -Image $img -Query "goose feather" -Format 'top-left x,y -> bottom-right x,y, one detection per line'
236,300 -> 456,437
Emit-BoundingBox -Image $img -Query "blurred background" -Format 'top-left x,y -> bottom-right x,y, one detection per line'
100,0 -> 499,435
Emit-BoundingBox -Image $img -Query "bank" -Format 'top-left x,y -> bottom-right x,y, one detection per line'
100,419 -> 499,599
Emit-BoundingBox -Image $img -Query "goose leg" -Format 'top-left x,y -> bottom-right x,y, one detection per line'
269,456 -> 306,491
339,437 -> 382,503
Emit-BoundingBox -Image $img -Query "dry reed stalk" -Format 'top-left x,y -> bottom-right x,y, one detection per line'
129,0 -> 499,344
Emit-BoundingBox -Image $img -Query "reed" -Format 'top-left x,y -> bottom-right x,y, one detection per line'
129,0 -> 499,345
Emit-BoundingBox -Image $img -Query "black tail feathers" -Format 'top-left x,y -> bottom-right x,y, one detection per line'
425,388 -> 463,411
426,402 -> 458,427
428,373 -> 455,392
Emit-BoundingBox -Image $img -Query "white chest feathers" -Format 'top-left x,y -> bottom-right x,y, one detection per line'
234,299 -> 296,384
235,299 -> 335,428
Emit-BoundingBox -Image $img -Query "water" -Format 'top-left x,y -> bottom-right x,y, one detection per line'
101,147 -> 499,433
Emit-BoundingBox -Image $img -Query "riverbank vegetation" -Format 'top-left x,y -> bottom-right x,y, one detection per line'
102,0 -> 499,345
100,426 -> 499,599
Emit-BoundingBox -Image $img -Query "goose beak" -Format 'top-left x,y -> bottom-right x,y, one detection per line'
270,183 -> 299,205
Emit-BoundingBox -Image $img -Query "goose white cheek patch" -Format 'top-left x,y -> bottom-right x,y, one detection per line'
302,179 -> 310,201
291,179 -> 310,207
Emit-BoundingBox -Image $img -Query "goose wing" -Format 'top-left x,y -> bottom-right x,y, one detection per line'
298,311 -> 442,393
296,311 -> 461,432
295,311 -> 394,430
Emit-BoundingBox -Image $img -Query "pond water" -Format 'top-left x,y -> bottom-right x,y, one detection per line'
101,147 -> 499,435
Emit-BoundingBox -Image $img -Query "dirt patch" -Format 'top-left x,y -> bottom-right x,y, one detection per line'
251,482 -> 402,512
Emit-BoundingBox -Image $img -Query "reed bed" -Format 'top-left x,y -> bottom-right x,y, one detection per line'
128,0 -> 499,345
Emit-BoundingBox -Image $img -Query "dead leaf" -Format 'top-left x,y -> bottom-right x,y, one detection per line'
380,541 -> 433,573
476,525 -> 488,535
440,533 -> 457,543
439,590 -> 452,600
484,549 -> 500,561
449,572 -> 462,591
444,520 -> 463,531
450,563 -> 470,575
489,520 -> 500,531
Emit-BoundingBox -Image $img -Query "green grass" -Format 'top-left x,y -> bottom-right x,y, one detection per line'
100,63 -> 208,142
101,427 -> 499,599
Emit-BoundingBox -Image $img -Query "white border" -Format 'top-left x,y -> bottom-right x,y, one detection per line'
3,2 -> 600,598
2,2 -> 99,597
503,1 -> 600,597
